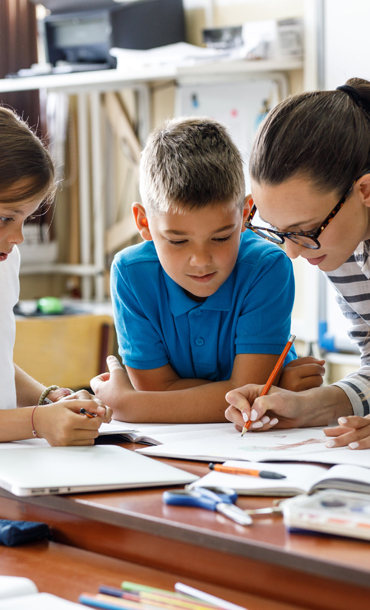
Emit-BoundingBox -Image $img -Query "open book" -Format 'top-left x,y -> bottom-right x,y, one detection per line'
0,576 -> 80,608
189,461 -> 370,497
105,422 -> 232,445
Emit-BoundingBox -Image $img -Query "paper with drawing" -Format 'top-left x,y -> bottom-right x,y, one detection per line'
136,425 -> 370,468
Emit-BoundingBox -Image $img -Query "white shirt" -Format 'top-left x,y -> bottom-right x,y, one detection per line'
0,247 -> 20,409
326,239 -> 370,416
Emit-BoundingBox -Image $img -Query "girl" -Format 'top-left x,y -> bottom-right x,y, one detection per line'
0,106 -> 111,445
225,77 -> 370,450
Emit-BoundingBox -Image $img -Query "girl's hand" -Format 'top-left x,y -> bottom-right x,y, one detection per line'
55,391 -> 112,423
279,357 -> 325,392
50,388 -> 111,417
324,415 -> 370,450
34,400 -> 110,446
90,355 -> 134,409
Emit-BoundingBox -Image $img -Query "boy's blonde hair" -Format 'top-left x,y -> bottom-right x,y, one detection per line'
139,116 -> 245,214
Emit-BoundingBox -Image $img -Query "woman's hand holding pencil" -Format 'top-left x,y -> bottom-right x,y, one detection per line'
225,380 -> 336,432
225,334 -> 328,434
225,334 -> 297,433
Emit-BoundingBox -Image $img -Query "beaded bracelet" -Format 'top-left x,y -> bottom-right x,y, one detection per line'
31,405 -> 40,438
38,385 -> 60,406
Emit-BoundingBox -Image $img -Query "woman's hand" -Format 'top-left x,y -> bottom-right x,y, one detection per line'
279,357 -> 325,392
225,384 -> 314,432
324,415 -> 370,450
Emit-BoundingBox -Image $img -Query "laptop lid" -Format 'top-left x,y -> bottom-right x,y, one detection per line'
0,445 -> 198,497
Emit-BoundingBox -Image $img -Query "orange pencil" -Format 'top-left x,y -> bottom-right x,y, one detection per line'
241,333 -> 296,436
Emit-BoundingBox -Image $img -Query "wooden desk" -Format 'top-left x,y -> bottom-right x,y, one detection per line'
0,540 -> 305,610
0,446 -> 369,610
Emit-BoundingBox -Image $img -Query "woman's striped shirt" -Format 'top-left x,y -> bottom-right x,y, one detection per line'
326,239 -> 370,416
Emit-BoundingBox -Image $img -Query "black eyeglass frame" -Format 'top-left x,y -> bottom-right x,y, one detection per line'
245,179 -> 358,250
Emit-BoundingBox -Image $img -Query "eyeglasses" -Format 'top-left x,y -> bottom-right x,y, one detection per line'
245,180 -> 357,250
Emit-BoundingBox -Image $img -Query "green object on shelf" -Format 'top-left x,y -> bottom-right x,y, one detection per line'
36,297 -> 64,315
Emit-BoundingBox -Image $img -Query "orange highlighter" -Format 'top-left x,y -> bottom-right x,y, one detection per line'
241,333 -> 296,436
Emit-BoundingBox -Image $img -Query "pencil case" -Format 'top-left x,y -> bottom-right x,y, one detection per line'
0,519 -> 51,546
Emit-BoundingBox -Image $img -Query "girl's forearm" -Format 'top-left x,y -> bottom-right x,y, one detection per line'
14,365 -> 45,407
0,407 -> 35,441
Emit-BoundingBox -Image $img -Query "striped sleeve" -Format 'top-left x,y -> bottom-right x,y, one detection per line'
326,252 -> 370,417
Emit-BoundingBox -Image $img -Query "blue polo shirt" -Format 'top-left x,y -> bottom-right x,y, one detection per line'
111,231 -> 296,381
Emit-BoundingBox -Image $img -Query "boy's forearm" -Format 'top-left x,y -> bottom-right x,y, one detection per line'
112,380 -> 237,423
159,378 -> 212,390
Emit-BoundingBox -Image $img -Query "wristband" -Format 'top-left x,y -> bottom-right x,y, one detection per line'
38,386 -> 74,405
31,405 -> 40,438
38,385 -> 60,405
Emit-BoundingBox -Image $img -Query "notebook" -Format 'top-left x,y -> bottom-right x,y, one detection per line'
0,576 -> 80,609
0,593 -> 81,609
189,461 -> 370,497
113,422 -> 232,445
0,445 -> 198,497
98,420 -> 136,437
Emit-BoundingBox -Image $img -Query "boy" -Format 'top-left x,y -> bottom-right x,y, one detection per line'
91,117 -> 324,422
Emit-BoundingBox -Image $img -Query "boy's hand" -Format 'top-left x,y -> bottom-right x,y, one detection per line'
324,415 -> 370,450
279,357 -> 325,392
90,355 -> 134,409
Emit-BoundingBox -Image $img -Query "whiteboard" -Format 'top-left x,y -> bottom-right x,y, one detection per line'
324,0 -> 370,89
319,0 -> 369,352
176,78 -> 279,192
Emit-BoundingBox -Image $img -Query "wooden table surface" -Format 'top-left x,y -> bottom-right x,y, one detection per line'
0,540 -> 308,610
1,442 -> 370,610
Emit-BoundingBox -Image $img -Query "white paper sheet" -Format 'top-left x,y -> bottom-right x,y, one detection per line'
136,425 -> 370,467
0,593 -> 81,609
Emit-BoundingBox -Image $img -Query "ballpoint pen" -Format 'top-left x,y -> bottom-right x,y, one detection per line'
208,463 -> 286,479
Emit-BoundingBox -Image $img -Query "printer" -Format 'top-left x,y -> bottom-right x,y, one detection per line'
31,0 -> 185,69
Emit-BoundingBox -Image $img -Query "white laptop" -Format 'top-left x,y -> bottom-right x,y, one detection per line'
0,445 -> 198,497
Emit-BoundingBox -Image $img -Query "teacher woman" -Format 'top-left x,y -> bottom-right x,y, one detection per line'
225,77 -> 370,450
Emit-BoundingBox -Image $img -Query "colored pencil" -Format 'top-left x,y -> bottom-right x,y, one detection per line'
241,333 -> 296,436
79,593 -> 154,610
121,583 -> 217,608
100,586 -> 216,610
175,583 -> 247,610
